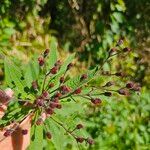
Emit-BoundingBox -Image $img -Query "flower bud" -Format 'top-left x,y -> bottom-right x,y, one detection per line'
74,88 -> 81,94
80,74 -> 88,81
60,77 -> 65,83
76,137 -> 84,143
103,92 -> 112,97
50,66 -> 58,74
0,89 -> 11,104
3,129 -> 12,137
44,49 -> 50,57
32,81 -> 38,90
38,57 -> 44,66
36,117 -> 43,125
46,132 -> 52,139
22,129 -> 28,135
76,124 -> 83,129
67,63 -> 73,70
126,82 -> 134,89
123,47 -> 131,52
87,138 -> 94,145
118,88 -> 129,96
91,98 -> 101,105
46,108 -> 54,115
49,83 -> 54,88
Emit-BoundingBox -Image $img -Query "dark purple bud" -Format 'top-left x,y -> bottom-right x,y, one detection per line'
46,132 -> 52,139
46,108 -> 54,115
87,138 -> 94,145
118,88 -> 129,96
49,83 -> 54,88
0,90 -> 11,104
67,63 -> 73,70
123,47 -> 131,52
126,82 -> 134,89
42,91 -> 49,98
44,49 -> 50,57
36,99 -> 44,107
22,129 -> 28,135
76,137 -> 84,143
3,129 -> 12,137
104,81 -> 114,87
60,77 -> 65,83
32,81 -> 38,90
103,92 -> 112,97
36,118 -> 43,125
115,72 -> 124,77
91,98 -> 101,105
38,57 -> 44,66
74,88 -> 81,94
80,74 -> 88,81
76,124 -> 83,129
50,66 -> 58,74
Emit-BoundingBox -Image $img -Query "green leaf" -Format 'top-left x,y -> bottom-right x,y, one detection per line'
45,117 -> 67,150
65,66 -> 98,90
47,37 -> 58,69
24,58 -> 39,87
28,125 -> 44,150
4,58 -> 27,98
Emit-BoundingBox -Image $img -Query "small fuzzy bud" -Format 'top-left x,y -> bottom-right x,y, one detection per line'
46,108 -> 54,115
46,132 -> 52,139
104,81 -> 114,87
118,88 -> 129,96
123,47 -> 131,52
126,82 -> 134,89
115,72 -> 124,77
32,81 -> 38,90
0,90 -> 11,104
36,118 -> 43,125
103,92 -> 112,97
38,57 -> 44,66
76,137 -> 84,143
91,98 -> 101,105
67,63 -> 73,70
3,130 -> 12,137
44,49 -> 50,57
36,99 -> 44,107
74,88 -> 81,94
87,138 -> 94,145
60,77 -> 65,83
116,38 -> 124,46
76,124 -> 83,129
80,74 -> 87,81
22,129 -> 28,135
54,60 -> 61,67
49,83 -> 54,88
42,91 -> 49,98
50,66 -> 58,74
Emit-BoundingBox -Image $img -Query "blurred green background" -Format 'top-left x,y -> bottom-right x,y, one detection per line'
0,0 -> 149,149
